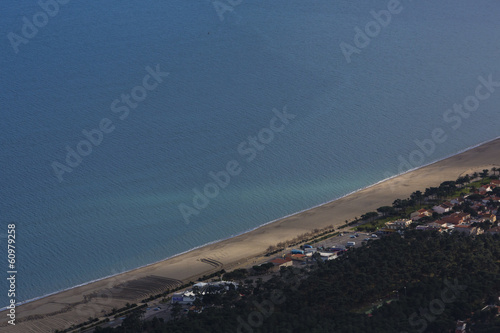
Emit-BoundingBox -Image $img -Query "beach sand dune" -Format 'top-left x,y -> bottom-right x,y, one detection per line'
2,138 -> 500,332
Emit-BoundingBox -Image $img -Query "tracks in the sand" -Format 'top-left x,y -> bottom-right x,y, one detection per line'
200,257 -> 223,268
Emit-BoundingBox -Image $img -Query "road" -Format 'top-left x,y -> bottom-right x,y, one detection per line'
84,229 -> 382,332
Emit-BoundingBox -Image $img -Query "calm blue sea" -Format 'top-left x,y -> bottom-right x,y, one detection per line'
1,0 -> 500,307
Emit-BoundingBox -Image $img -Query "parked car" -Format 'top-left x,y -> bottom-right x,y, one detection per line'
371,234 -> 378,238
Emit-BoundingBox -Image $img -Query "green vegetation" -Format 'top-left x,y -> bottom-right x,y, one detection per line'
85,169 -> 500,332
223,268 -> 248,281
93,231 -> 500,332
251,262 -> 274,274
356,215 -> 397,232
197,269 -> 226,282
355,171 -> 499,232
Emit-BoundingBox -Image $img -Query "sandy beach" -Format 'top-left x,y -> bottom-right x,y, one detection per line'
3,138 -> 500,332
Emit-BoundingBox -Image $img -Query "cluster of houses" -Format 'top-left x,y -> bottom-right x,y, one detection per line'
267,246 -> 344,270
265,180 -> 500,272
382,179 -> 500,236
172,179 -> 500,306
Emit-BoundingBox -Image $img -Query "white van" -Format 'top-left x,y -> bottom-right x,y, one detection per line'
346,241 -> 355,247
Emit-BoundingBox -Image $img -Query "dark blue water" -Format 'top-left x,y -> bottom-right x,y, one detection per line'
1,0 -> 500,306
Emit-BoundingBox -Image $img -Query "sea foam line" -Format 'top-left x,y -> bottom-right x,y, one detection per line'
3,135 -> 499,311
243,135 -> 500,229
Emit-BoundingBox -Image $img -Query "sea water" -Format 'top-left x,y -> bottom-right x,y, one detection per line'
1,0 -> 500,306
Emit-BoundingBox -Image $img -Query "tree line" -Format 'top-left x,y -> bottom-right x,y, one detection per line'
93,231 -> 500,332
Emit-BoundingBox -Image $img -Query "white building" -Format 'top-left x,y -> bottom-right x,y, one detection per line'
172,281 -> 238,304
319,252 -> 338,261
432,202 -> 454,214
172,292 -> 196,304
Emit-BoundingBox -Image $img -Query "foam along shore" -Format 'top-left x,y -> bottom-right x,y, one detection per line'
3,138 -> 500,332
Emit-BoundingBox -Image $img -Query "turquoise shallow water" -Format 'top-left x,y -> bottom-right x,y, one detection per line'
1,0 -> 500,306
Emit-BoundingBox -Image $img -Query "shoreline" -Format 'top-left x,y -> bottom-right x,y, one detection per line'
12,135 -> 500,310
3,137 -> 500,332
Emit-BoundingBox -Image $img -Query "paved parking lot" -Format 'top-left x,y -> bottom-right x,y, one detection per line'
88,229 -> 382,331
310,230 -> 379,250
